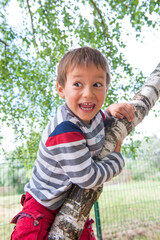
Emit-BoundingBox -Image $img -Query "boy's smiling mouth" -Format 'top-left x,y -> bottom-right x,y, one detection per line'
79,103 -> 95,111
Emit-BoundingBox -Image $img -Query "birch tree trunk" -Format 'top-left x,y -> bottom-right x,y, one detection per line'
48,63 -> 160,240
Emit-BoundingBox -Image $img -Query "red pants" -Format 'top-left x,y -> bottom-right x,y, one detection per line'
10,193 -> 96,240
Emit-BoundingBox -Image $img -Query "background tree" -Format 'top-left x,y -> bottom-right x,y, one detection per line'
1,0 -> 160,145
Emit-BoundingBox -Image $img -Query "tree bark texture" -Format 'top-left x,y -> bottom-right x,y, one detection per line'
48,63 -> 160,240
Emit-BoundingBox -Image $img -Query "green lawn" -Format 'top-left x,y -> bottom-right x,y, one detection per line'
97,181 -> 160,225
0,181 -> 160,240
90,181 -> 160,239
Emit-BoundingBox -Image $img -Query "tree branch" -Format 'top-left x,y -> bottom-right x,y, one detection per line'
89,0 -> 108,34
26,0 -> 39,51
89,0 -> 111,46
0,39 -> 9,47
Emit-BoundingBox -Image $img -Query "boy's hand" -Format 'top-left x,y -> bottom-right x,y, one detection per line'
106,103 -> 135,122
115,140 -> 122,152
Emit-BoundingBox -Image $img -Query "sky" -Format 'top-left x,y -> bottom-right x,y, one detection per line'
1,0 -> 160,157
123,25 -> 160,139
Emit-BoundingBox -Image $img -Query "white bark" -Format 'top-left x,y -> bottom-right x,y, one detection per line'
48,63 -> 160,240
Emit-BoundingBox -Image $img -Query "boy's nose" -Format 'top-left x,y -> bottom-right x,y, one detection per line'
83,86 -> 94,98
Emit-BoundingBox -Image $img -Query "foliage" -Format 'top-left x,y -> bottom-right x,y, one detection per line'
4,130 -> 41,166
0,162 -> 30,193
1,0 -> 160,141
122,135 -> 142,160
1,131 -> 40,189
126,158 -> 160,181
125,135 -> 160,181
0,132 -> 39,192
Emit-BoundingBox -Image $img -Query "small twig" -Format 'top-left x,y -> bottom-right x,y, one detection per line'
0,39 -> 9,47
0,39 -> 9,63
26,0 -> 39,52
89,0 -> 110,39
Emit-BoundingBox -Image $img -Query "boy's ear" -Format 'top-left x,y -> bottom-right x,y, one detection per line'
57,82 -> 65,98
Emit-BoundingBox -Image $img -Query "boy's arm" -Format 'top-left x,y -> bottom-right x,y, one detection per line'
95,140 -> 124,185
106,103 -> 135,122
46,123 -> 124,189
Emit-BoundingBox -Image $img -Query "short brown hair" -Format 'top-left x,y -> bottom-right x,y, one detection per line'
56,46 -> 110,87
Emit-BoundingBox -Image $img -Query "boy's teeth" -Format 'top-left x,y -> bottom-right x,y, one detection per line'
83,103 -> 92,105
80,103 -> 95,110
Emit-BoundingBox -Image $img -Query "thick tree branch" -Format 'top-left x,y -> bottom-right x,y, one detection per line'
48,63 -> 160,240
48,185 -> 102,240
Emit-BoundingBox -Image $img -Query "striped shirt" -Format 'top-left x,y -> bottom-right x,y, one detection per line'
24,104 -> 124,210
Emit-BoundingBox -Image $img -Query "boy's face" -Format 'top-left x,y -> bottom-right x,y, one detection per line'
57,64 -> 108,124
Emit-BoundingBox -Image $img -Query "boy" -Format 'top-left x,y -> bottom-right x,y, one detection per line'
11,46 -> 135,239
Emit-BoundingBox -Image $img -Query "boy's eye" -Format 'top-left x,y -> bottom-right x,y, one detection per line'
74,82 -> 82,87
94,82 -> 102,87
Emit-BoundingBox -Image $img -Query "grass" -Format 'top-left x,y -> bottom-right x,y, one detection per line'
0,193 -> 22,240
0,181 -> 160,240
98,181 -> 160,225
90,181 -> 160,240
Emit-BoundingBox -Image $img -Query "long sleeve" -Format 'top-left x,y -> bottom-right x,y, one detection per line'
46,121 -> 124,189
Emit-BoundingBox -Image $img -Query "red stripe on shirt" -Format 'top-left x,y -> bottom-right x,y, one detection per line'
46,132 -> 85,147
101,111 -> 105,122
